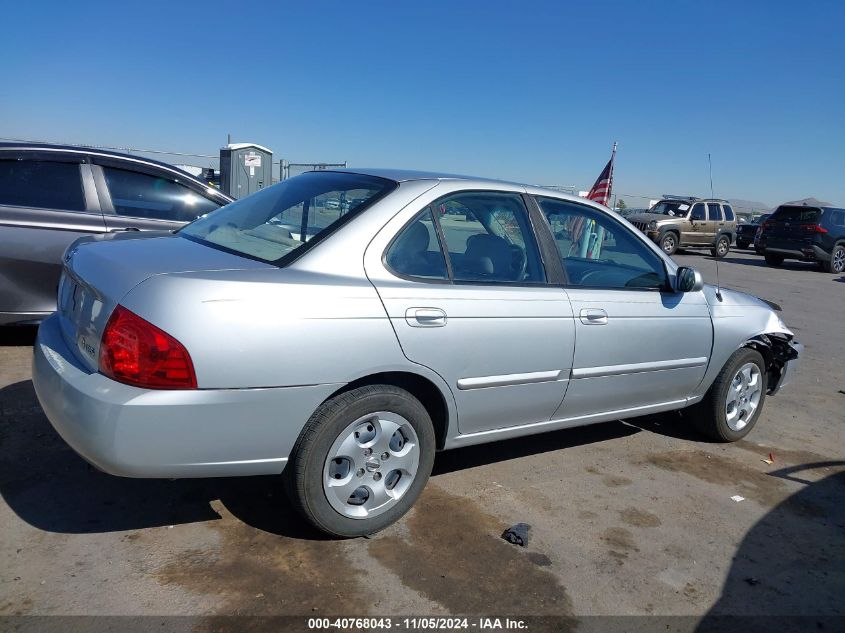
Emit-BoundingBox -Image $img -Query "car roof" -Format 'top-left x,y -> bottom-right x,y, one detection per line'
326,167 -> 615,209
0,142 -> 231,199
329,167 -> 527,185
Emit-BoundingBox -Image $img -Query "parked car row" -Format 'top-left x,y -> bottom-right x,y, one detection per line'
0,143 -> 233,325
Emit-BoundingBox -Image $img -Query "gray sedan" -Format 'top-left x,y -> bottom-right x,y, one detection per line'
32,169 -> 801,537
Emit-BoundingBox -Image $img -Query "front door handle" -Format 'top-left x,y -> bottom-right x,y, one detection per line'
405,307 -> 447,328
580,308 -> 608,325
109,227 -> 141,232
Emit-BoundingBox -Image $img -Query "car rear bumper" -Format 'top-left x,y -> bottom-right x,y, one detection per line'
763,243 -> 829,261
32,313 -> 340,478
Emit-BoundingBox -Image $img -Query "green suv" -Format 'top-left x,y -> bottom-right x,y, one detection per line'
628,196 -> 738,258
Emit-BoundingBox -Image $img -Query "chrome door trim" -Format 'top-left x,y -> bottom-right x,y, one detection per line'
457,369 -> 568,390
571,356 -> 708,379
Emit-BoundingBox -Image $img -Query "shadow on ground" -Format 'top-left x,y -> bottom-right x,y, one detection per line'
697,463 -> 845,630
0,379 -> 638,538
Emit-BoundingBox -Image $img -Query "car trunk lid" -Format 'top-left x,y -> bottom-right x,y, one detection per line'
764,206 -> 823,240
57,234 -> 273,371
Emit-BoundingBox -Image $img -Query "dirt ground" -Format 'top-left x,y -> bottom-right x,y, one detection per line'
1,248 -> 843,626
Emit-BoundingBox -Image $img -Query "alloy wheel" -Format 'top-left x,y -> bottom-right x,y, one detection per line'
725,362 -> 762,431
323,411 -> 420,519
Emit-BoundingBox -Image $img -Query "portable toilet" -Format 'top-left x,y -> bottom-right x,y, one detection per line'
219,143 -> 273,199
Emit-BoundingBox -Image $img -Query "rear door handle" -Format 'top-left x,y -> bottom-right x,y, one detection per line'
580,308 -> 608,325
405,307 -> 447,327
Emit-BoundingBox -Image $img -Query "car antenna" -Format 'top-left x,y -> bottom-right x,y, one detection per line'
709,153 -> 723,301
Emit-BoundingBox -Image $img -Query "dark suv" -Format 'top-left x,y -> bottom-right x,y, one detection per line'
758,204 -> 845,273
0,143 -> 233,325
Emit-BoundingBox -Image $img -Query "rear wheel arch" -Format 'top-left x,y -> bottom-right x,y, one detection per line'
325,371 -> 452,449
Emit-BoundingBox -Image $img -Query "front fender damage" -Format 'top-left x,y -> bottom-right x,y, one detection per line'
744,334 -> 802,395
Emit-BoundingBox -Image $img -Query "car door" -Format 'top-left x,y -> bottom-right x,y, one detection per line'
92,158 -> 223,233
533,196 -> 713,419
707,203 -> 724,243
686,202 -> 708,244
366,187 -> 575,436
0,150 -> 106,322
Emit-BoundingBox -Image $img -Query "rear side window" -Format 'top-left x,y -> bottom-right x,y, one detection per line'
103,166 -> 220,222
723,205 -> 735,221
386,209 -> 448,280
0,159 -> 85,211
828,210 -> 845,227
435,192 -> 545,283
707,203 -> 722,221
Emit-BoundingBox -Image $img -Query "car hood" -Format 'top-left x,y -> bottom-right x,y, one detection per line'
627,212 -> 680,224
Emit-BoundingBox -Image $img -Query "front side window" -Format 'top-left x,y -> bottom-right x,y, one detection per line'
690,203 -> 706,221
0,159 -> 84,211
707,203 -> 722,221
103,166 -> 220,222
386,209 -> 448,280
435,192 -> 545,283
181,171 -> 396,263
537,197 -> 667,289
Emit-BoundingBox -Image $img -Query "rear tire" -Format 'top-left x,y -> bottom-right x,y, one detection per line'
765,253 -> 784,267
284,385 -> 436,537
690,348 -> 767,442
822,244 -> 845,274
711,235 -> 730,258
659,232 -> 679,256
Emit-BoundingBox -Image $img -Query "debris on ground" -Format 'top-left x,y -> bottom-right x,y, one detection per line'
501,522 -> 532,546
730,495 -> 746,503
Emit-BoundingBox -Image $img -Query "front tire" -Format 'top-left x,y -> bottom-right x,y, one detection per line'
711,235 -> 730,258
284,385 -> 436,537
659,232 -> 679,256
822,243 -> 845,274
691,348 -> 767,442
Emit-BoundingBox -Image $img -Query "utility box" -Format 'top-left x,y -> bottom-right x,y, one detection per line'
219,143 -> 273,199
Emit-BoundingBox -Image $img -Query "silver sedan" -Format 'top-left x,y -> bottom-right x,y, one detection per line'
32,169 -> 802,537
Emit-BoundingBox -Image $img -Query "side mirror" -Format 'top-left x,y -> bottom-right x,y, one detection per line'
676,266 -> 704,292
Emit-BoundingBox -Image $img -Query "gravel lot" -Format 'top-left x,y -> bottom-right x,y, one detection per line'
1,248 -> 843,624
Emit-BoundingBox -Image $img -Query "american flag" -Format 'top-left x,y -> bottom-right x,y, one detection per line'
585,143 -> 616,207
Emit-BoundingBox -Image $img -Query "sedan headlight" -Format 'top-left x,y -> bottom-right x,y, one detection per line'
647,221 -> 658,230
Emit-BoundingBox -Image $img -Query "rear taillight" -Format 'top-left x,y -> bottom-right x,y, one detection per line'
99,305 -> 197,389
800,223 -> 827,233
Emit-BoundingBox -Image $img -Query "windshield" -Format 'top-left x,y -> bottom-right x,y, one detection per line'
650,201 -> 691,217
180,171 -> 396,263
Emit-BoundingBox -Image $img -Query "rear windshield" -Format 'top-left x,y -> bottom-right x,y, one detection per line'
770,206 -> 821,223
650,201 -> 691,217
180,171 -> 396,263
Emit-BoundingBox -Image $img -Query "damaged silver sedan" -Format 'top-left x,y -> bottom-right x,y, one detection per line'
33,169 -> 801,536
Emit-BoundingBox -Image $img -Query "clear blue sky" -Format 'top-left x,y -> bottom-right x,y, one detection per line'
2,0 -> 843,208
